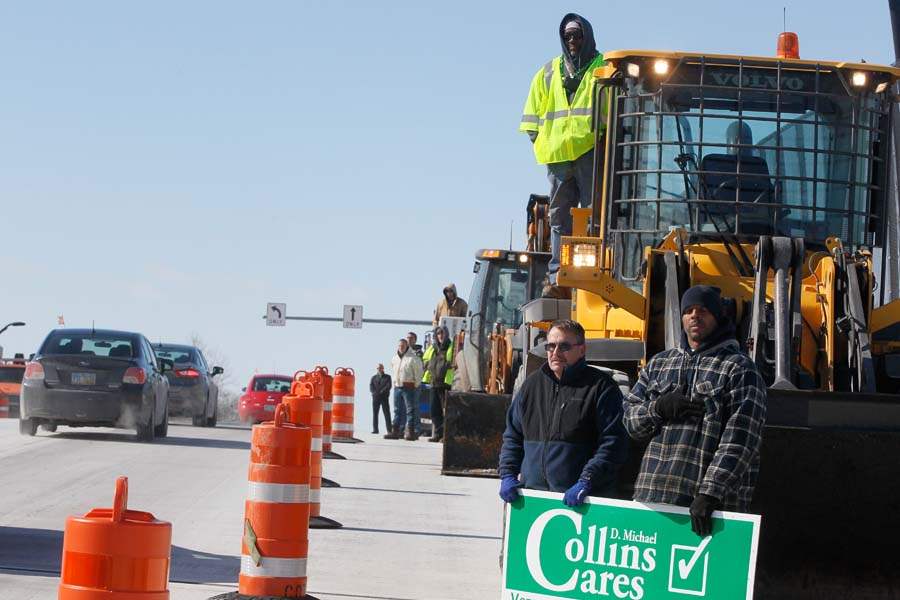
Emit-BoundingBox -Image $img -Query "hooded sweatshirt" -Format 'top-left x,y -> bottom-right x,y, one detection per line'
433,283 -> 468,325
558,13 -> 599,102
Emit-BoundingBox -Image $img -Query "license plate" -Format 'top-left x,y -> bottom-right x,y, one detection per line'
264,405 -> 276,412
72,372 -> 96,386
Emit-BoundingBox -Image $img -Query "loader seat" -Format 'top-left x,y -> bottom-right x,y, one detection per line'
698,153 -> 779,235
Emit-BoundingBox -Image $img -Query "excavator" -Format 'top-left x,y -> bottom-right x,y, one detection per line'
445,12 -> 900,597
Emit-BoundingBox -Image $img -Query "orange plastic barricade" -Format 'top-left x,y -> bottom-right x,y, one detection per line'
331,367 -> 357,442
312,366 -> 334,454
239,404 -> 311,598
283,375 -> 342,530
0,395 -> 8,418
59,476 -> 171,600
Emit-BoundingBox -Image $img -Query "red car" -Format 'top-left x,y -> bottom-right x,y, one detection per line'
238,374 -> 292,424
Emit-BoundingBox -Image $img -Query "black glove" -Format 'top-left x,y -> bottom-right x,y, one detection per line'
654,388 -> 705,422
689,494 -> 719,537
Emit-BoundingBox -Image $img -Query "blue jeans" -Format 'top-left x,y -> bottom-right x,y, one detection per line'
400,387 -> 420,433
547,149 -> 595,283
391,388 -> 405,432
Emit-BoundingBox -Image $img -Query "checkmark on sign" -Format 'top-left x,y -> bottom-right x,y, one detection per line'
668,536 -> 712,596
678,536 -> 711,579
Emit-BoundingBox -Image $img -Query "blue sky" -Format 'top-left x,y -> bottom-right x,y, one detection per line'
1,1 -> 894,426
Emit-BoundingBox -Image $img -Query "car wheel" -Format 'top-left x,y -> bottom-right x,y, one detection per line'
154,401 -> 169,438
206,399 -> 217,428
19,418 -> 38,436
136,403 -> 156,442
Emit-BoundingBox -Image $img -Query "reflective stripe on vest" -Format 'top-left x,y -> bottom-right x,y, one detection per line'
241,555 -> 307,578
247,482 -> 310,504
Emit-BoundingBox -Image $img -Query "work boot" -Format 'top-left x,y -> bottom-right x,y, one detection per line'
383,427 -> 401,440
541,283 -> 572,299
428,434 -> 443,443
404,427 -> 417,441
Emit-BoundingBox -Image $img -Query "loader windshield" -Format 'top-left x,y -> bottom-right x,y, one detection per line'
606,56 -> 894,283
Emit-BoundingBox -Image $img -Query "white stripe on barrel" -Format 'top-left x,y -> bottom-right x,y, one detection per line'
323,402 -> 333,411
323,434 -> 332,444
309,488 -> 321,503
331,422 -> 353,432
332,394 -> 354,405
241,555 -> 307,578
311,437 -> 323,452
247,482 -> 310,504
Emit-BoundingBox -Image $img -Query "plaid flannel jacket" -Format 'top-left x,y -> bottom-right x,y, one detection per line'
623,338 -> 767,511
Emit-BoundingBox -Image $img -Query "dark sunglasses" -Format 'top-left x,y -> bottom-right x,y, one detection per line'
563,31 -> 583,41
544,341 -> 582,354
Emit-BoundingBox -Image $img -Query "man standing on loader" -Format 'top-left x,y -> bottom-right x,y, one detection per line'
623,286 -> 767,536
498,320 -> 628,506
519,13 -> 606,296
432,283 -> 468,326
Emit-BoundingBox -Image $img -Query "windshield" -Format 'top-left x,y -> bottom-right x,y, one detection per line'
608,58 -> 892,282
41,332 -> 138,359
253,377 -> 292,393
155,346 -> 196,364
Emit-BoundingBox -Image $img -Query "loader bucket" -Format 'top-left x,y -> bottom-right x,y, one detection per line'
441,391 -> 510,477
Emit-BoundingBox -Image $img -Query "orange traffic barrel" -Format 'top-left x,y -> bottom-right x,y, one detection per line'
239,404 -> 312,597
312,366 -> 334,454
331,367 -> 356,442
59,476 -> 171,600
0,394 -> 8,418
284,376 -> 341,529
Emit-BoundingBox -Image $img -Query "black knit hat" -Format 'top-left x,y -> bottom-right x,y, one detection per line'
680,285 -> 723,321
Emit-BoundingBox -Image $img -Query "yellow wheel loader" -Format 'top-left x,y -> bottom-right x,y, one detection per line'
552,35 -> 900,598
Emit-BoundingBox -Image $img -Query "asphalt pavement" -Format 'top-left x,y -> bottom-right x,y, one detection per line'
0,419 -> 502,599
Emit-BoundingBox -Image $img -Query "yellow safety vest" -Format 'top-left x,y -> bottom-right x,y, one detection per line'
519,54 -> 606,165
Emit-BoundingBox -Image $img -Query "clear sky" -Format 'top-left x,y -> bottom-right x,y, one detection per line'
1,1 -> 895,427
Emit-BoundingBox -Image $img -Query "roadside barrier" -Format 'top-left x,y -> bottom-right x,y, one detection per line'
331,367 -> 361,443
239,404 -> 311,598
0,395 -> 8,418
59,476 -> 171,600
284,375 -> 342,530
312,366 -> 334,455
312,366 -> 345,460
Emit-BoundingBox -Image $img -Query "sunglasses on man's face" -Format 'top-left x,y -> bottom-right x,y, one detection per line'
544,341 -> 582,354
563,31 -> 583,42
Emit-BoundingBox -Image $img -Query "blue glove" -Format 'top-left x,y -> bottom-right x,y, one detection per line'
563,480 -> 591,507
499,476 -> 522,503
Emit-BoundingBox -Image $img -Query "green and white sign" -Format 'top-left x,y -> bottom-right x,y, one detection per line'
502,490 -> 760,600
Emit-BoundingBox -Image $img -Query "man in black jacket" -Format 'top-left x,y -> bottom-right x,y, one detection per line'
498,319 -> 628,506
369,363 -> 392,435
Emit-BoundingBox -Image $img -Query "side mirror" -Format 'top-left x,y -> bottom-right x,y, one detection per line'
159,358 -> 174,372
241,386 -> 247,392
212,366 -> 224,376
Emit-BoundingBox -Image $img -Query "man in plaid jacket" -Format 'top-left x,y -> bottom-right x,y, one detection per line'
623,285 -> 767,536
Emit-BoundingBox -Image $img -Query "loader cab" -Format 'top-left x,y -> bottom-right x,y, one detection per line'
590,51 -> 896,290
459,249 -> 549,392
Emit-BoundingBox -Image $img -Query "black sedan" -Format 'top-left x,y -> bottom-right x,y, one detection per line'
153,343 -> 222,427
19,328 -> 170,442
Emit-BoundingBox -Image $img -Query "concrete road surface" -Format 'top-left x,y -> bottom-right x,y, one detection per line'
0,419 -> 502,599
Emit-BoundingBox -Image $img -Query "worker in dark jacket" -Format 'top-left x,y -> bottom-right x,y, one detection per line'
623,285 -> 767,536
369,364 -> 392,434
498,319 -> 628,506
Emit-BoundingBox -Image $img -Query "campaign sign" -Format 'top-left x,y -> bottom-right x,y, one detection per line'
502,490 -> 760,600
